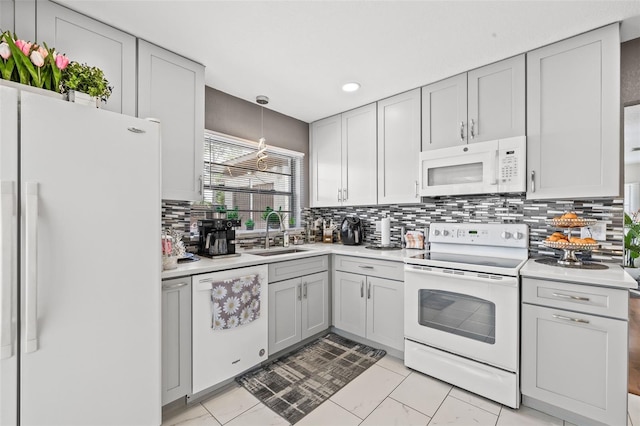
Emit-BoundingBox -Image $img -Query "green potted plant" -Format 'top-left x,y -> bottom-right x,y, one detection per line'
245,218 -> 255,230
60,61 -> 112,107
262,206 -> 283,229
226,207 -> 239,220
625,212 -> 640,267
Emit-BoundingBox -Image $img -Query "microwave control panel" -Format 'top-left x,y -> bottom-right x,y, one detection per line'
497,136 -> 526,192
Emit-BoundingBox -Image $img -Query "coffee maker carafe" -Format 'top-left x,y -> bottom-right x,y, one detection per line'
197,219 -> 240,257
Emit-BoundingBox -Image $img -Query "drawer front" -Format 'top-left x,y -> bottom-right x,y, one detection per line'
269,255 -> 329,283
334,255 -> 404,281
522,277 -> 628,320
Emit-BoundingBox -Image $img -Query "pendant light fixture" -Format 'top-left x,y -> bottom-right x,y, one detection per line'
256,95 -> 269,171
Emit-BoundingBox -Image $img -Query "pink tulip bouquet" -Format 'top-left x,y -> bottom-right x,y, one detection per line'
0,30 -> 70,92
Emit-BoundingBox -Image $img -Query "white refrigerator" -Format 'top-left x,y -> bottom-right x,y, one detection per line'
0,85 -> 162,425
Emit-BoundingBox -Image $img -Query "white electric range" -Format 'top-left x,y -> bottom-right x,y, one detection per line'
404,222 -> 529,408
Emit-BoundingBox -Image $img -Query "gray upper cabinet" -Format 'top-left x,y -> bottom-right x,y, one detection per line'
310,114 -> 342,207
36,0 -> 136,116
422,73 -> 467,150
309,104 -> 377,207
341,103 -> 377,206
527,24 -> 620,200
138,40 -> 205,202
1,1 -> 14,33
467,55 -> 525,143
422,55 -> 525,150
377,89 -> 421,204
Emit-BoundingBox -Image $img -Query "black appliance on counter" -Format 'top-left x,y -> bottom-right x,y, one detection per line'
197,219 -> 241,258
340,216 -> 363,245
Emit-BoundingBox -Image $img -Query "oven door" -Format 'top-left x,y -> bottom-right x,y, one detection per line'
404,264 -> 518,372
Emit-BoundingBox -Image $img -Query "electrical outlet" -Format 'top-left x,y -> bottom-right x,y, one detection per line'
580,222 -> 607,241
375,221 -> 381,232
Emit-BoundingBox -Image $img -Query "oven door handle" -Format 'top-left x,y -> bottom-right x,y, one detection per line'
404,265 -> 518,287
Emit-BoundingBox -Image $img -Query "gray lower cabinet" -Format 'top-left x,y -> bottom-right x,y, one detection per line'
521,277 -> 628,425
333,256 -> 404,351
137,39 -> 204,202
36,0 -> 137,116
161,278 -> 192,405
268,256 -> 329,355
526,23 -> 620,199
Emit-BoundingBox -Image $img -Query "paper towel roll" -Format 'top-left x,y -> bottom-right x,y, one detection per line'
381,217 -> 391,246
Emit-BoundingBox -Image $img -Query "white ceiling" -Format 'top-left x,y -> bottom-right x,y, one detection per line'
56,0 -> 640,123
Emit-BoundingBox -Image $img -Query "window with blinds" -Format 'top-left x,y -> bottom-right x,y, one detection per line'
203,132 -> 303,230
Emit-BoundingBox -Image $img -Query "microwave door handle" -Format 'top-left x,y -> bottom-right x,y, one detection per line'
490,149 -> 499,186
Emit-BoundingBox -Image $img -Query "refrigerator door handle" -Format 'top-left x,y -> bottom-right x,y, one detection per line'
0,181 -> 14,359
25,182 -> 38,353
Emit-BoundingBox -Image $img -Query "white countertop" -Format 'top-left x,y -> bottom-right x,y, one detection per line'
520,258 -> 638,290
161,244 -> 425,280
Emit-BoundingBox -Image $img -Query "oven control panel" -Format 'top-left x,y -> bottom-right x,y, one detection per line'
429,223 -> 528,248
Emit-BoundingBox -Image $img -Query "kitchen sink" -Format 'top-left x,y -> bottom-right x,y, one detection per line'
246,247 -> 310,256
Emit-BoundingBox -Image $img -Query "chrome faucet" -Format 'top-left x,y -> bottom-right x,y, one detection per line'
264,210 -> 284,249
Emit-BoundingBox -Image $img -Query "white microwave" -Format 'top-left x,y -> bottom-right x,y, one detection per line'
419,136 -> 526,197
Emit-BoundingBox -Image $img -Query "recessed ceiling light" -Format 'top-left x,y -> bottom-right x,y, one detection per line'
342,82 -> 361,92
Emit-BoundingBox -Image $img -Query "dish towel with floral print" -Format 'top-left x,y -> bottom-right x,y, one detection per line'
210,274 -> 262,330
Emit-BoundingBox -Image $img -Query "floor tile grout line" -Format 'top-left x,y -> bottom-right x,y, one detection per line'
387,395 -> 434,421
329,365 -> 409,423
211,399 -> 261,425
200,401 -> 223,425
448,392 -> 503,417
425,382 -> 455,425
383,371 -> 442,420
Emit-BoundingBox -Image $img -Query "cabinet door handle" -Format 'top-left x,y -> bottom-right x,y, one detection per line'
0,181 -> 14,360
415,181 -> 419,198
25,182 -> 39,353
297,283 -> 302,301
303,282 -> 307,299
367,282 -> 371,299
552,314 -> 590,324
358,265 -> 374,269
360,281 -> 364,298
343,188 -> 348,201
552,292 -> 590,302
460,121 -> 465,142
162,282 -> 188,290
469,119 -> 475,139
199,175 -> 203,195
530,171 -> 535,193
337,188 -> 342,202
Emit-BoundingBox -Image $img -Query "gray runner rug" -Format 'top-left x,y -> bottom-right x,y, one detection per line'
236,333 -> 386,424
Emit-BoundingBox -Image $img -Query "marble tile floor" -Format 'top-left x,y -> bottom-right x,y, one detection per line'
163,355 -> 640,426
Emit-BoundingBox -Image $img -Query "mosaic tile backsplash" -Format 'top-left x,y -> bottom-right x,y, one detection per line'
163,194 -> 625,263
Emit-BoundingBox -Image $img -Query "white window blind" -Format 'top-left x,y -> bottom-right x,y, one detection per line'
203,131 -> 303,230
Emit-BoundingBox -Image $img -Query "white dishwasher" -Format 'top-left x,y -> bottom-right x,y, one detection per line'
192,265 -> 268,394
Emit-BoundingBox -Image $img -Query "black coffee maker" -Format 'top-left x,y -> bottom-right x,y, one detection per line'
197,219 -> 241,257
340,216 -> 363,245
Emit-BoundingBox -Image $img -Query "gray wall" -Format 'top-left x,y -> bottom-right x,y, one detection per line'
204,86 -> 310,207
622,38 -> 640,106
